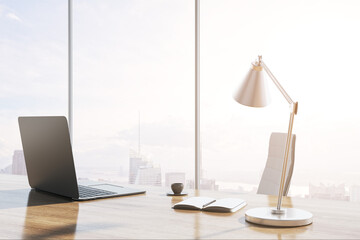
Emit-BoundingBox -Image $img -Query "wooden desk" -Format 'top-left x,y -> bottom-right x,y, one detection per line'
0,174 -> 359,239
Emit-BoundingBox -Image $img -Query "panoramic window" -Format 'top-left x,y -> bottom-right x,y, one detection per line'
0,0 -> 68,175
200,0 -> 360,200
73,0 -> 195,187
2,0 -> 359,201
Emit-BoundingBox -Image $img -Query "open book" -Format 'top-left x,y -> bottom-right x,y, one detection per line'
173,197 -> 247,213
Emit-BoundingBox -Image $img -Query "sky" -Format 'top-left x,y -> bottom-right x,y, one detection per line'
200,0 -> 360,186
1,0 -> 360,189
0,0 -> 67,168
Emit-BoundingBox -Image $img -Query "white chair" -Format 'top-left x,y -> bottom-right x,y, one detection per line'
257,132 -> 296,196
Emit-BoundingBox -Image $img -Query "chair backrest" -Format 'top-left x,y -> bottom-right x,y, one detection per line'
257,132 -> 296,196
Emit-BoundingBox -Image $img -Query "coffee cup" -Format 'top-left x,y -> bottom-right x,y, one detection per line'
171,183 -> 184,195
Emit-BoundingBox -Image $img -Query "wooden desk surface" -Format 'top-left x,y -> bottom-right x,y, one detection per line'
0,174 -> 359,239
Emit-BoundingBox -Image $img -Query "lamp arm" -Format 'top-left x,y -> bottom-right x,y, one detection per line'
261,61 -> 294,105
260,60 -> 298,213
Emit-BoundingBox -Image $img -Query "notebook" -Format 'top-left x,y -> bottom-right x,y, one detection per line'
173,197 -> 247,213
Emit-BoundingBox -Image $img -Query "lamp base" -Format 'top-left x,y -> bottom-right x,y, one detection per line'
245,207 -> 313,227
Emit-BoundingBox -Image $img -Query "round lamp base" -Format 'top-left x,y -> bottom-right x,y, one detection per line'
245,207 -> 313,227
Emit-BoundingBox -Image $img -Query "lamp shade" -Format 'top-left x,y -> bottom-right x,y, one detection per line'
233,63 -> 271,107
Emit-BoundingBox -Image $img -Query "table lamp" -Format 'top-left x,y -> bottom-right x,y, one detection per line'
233,56 -> 313,227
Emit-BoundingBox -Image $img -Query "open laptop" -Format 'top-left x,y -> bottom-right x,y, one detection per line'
18,116 -> 145,200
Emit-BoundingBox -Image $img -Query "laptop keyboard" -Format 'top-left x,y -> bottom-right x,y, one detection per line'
78,185 -> 117,198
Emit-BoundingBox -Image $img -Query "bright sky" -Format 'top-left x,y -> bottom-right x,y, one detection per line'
1,0 -> 360,188
201,0 -> 360,185
0,0 -> 67,166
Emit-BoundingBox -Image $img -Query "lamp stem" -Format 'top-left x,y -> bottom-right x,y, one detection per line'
275,107 -> 296,213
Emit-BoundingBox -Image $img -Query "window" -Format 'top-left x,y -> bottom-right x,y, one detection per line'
73,0 -> 195,187
0,0 -> 67,175
2,1 -> 359,201
200,0 -> 360,200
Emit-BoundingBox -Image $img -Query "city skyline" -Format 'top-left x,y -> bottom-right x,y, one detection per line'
2,148 -> 360,203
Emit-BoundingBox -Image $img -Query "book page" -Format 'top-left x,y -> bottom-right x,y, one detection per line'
173,197 -> 216,210
203,198 -> 246,213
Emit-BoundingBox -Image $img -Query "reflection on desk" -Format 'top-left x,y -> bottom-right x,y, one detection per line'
23,189 -> 78,239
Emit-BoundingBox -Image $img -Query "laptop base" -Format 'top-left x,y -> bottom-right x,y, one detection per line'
74,183 -> 146,201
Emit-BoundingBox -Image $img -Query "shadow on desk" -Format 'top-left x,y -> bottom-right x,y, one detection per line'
0,188 -> 71,209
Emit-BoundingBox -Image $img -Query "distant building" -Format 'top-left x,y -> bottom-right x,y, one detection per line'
185,178 -> 218,190
135,166 -> 161,186
165,172 -> 185,187
12,150 -> 27,175
309,183 -> 348,201
200,178 -> 219,191
129,157 -> 147,184
0,164 -> 12,174
186,179 -> 194,189
0,150 -> 27,175
350,185 -> 360,202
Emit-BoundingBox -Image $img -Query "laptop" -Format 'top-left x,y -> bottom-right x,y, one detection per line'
18,116 -> 145,200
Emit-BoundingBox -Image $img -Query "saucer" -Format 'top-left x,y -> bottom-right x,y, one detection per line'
167,192 -> 188,196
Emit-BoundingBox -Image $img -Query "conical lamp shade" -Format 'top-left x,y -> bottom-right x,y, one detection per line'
233,64 -> 271,107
